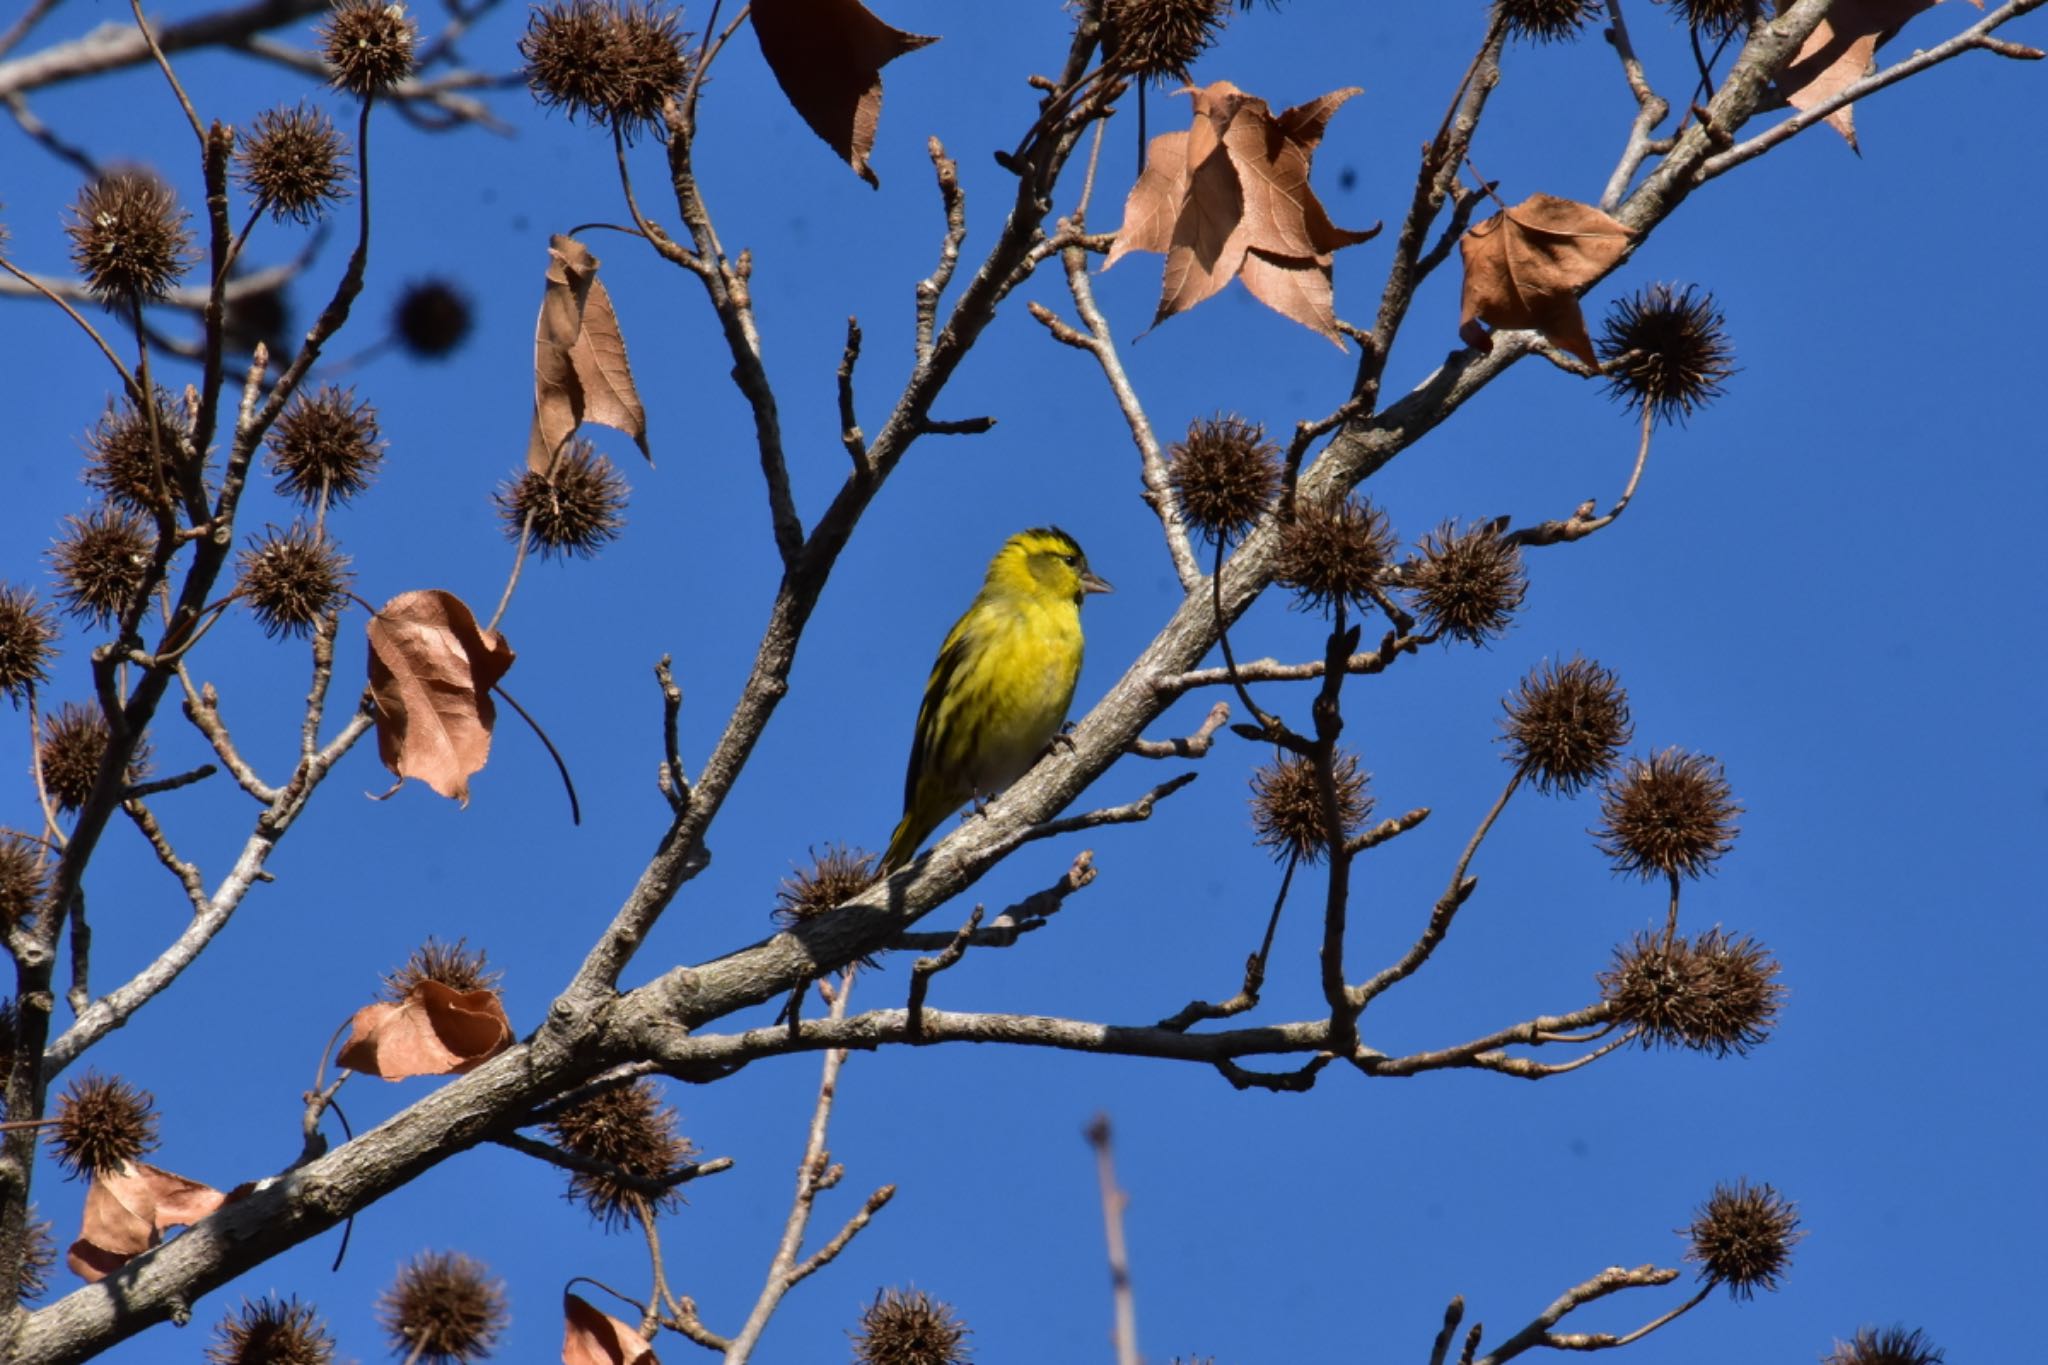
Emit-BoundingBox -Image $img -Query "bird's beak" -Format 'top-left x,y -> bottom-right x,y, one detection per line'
1080,569 -> 1113,595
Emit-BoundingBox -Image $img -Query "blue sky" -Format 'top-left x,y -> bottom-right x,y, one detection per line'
3,1 -> 2044,1361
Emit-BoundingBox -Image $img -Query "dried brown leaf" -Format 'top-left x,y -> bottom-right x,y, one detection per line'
337,979 -> 515,1080
366,590 -> 516,806
529,235 -> 648,473
750,0 -> 937,187
67,1161 -> 225,1283
1780,0 -> 1979,147
1106,81 -> 1375,344
1457,193 -> 1634,364
563,1293 -> 659,1365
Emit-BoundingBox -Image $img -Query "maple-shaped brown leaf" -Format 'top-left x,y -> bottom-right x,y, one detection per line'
750,0 -> 937,187
337,978 -> 515,1081
1457,193 -> 1634,365
564,1293 -> 660,1365
530,235 -> 648,473
1780,0 -> 1982,148
367,590 -> 516,806
1105,81 -> 1378,347
67,1161 -> 225,1283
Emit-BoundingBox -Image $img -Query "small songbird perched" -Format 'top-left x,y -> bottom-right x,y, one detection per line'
883,526 -> 1112,872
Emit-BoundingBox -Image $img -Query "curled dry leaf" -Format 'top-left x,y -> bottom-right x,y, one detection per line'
67,1161 -> 226,1283
1779,0 -> 1983,148
563,1292 -> 659,1365
1457,193 -> 1634,365
530,235 -> 649,473
366,589 -> 516,806
336,978 -> 515,1081
1105,80 -> 1379,347
750,0 -> 937,188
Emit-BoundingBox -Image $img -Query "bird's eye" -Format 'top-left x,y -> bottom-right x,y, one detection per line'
1062,554 -> 1077,566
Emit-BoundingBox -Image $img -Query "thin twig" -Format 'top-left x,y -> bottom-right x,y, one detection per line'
906,906 -> 982,1039
1084,1115 -> 1140,1365
1123,700 -> 1230,758
655,654 -> 690,812
1504,405 -> 1655,548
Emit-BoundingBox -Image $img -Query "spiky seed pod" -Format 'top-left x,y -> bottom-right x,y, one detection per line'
320,0 -> 419,96
1249,750 -> 1371,865
49,1071 -> 160,1177
0,832 -> 48,927
392,278 -> 474,360
1498,0 -> 1603,43
39,701 -> 148,812
1101,0 -> 1229,83
852,1287 -> 973,1365
1499,657 -> 1631,796
0,583 -> 59,704
1661,0 -> 1761,40
1600,927 -> 1783,1056
543,1078 -> 698,1229
1406,521 -> 1527,645
377,1251 -> 508,1365
1595,748 -> 1740,880
81,388 -> 194,515
50,505 -> 153,630
773,845 -> 881,925
383,937 -> 500,999
1273,493 -> 1396,616
1168,414 -> 1281,544
235,525 -> 350,640
1597,283 -> 1735,424
521,0 -> 693,136
236,104 -> 352,224
1685,1178 -> 1801,1299
496,440 -> 630,560
64,171 -> 194,303
1823,1326 -> 1946,1365
15,1208 -> 54,1303
205,1296 -> 337,1365
267,384 -> 384,508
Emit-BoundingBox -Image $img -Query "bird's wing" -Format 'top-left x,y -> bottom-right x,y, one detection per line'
904,618 -> 977,811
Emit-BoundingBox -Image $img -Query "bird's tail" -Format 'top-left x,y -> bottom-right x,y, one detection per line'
881,796 -> 946,873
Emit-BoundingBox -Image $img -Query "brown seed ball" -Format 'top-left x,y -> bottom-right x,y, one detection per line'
1599,927 -> 1782,1056
377,1251 -> 507,1365
1168,414 -> 1280,545
543,1078 -> 697,1229
1823,1326 -> 1946,1365
521,0 -> 693,137
237,104 -> 352,224
1595,747 -> 1740,880
39,701 -> 148,812
1406,520 -> 1527,645
774,845 -> 881,925
267,385 -> 384,508
49,1071 -> 160,1177
1273,493 -> 1396,616
205,1296 -> 336,1365
1249,750 -> 1371,865
0,583 -> 60,705
1685,1178 -> 1801,1299
852,1287 -> 973,1365
392,278 -> 474,360
81,388 -> 195,515
65,170 -> 194,303
1663,0 -> 1761,40
1102,0 -> 1229,83
1499,656 -> 1631,796
235,525 -> 351,639
15,1208 -> 54,1304
320,0 -> 419,97
383,937 -> 500,999
1499,0 -> 1603,43
50,505 -> 153,630
1597,282 -> 1735,424
496,440 -> 630,561
0,832 -> 48,927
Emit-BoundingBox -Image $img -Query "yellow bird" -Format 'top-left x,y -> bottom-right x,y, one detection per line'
883,527 -> 1112,872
